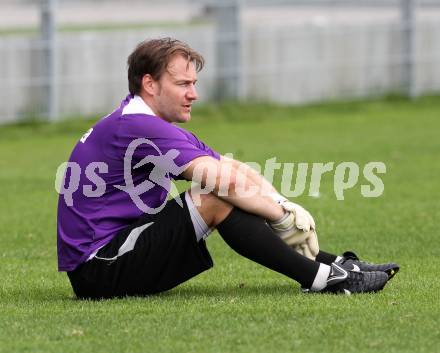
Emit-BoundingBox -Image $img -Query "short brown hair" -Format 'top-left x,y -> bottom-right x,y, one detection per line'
127,37 -> 205,95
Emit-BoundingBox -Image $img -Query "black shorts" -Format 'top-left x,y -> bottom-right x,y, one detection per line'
67,193 -> 213,299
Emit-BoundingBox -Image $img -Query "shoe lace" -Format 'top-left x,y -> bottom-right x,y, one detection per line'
342,254 -> 372,267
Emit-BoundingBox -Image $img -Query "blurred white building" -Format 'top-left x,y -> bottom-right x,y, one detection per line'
1,0 -> 439,123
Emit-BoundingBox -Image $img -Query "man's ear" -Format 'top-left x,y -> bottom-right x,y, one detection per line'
142,74 -> 157,96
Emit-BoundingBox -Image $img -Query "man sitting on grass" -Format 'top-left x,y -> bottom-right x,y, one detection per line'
57,37 -> 399,299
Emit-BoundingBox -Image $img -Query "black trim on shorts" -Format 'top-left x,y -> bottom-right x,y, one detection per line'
67,192 -> 213,299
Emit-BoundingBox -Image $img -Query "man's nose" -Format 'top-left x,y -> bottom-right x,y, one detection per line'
187,84 -> 198,100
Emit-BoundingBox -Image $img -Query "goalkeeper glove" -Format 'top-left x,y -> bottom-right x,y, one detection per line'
269,193 -> 315,231
268,193 -> 319,260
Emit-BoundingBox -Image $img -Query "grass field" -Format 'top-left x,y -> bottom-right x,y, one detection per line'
0,96 -> 439,353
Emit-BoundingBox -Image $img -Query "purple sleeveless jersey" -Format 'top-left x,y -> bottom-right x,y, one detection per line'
57,95 -> 220,271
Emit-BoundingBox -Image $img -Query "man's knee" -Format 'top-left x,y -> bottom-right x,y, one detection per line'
188,191 -> 233,227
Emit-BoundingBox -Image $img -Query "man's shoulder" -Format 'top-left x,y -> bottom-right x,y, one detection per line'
95,95 -> 192,143
118,113 -> 186,141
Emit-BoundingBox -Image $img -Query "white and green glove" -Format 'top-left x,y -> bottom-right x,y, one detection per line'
268,193 -> 319,260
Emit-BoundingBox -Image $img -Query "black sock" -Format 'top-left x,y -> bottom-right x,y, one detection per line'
316,250 -> 338,265
216,208 -> 320,289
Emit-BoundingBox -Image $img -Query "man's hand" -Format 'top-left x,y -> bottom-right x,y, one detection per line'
292,230 -> 319,260
269,193 -> 315,231
268,194 -> 319,260
281,201 -> 315,231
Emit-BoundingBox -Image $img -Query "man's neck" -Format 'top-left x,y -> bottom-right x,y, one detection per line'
137,93 -> 159,117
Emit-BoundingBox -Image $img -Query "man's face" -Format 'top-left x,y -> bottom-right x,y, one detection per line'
151,55 -> 199,124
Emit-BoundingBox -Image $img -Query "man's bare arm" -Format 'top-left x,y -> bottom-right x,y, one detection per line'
220,155 -> 279,197
181,156 -> 284,222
